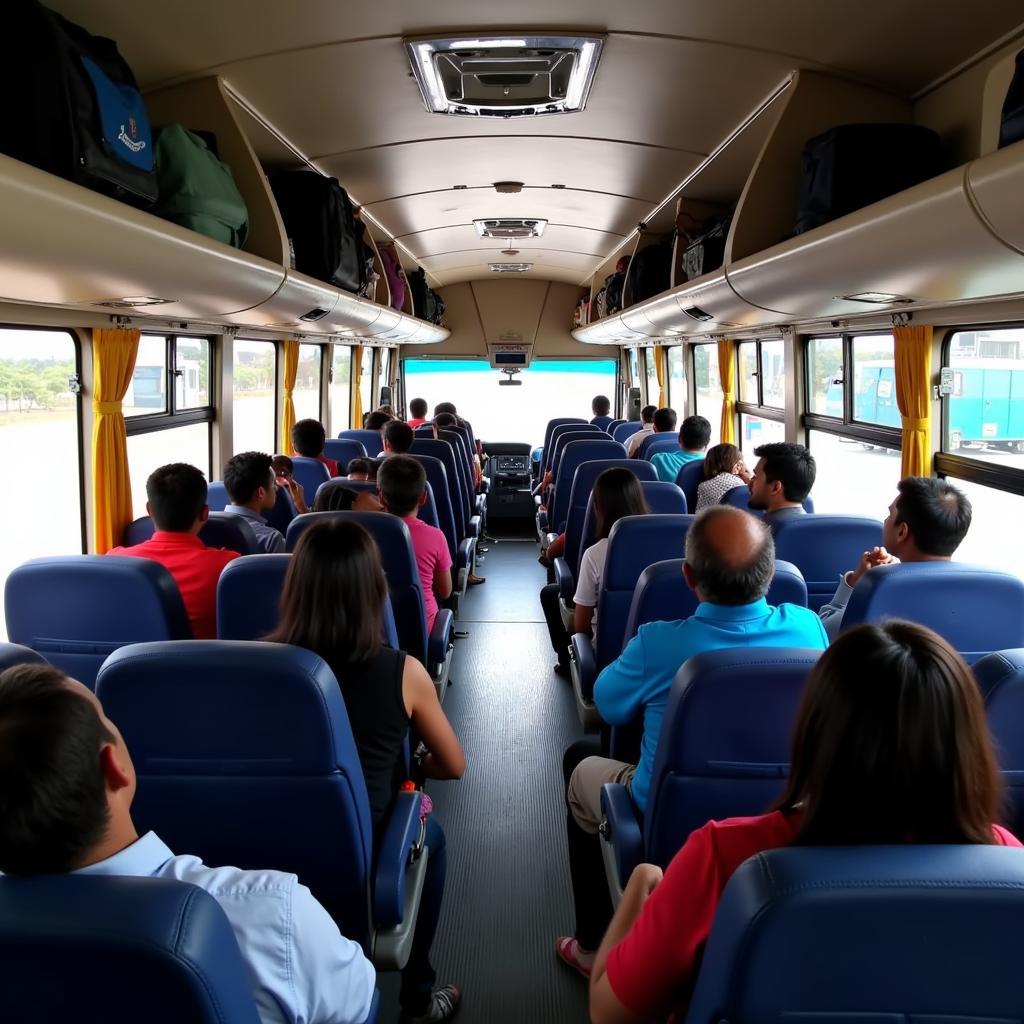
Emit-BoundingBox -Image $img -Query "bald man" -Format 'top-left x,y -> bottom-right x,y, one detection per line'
555,506 -> 828,976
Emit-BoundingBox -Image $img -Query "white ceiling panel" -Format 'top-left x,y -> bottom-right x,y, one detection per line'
399,224 -> 624,260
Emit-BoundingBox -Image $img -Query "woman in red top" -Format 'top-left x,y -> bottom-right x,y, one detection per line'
589,621 -> 1020,1024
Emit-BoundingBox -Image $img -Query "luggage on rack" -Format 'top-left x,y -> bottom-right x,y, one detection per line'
407,268 -> 445,324
1,0 -> 158,207
999,49 -> 1024,148
270,170 -> 364,293
153,125 -> 249,247
594,286 -> 608,320
378,243 -> 407,311
605,255 -> 629,315
682,217 -> 731,281
353,217 -> 377,299
627,240 -> 673,305
572,292 -> 589,328
794,123 -> 944,235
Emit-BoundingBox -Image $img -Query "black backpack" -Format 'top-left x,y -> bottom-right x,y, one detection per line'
626,242 -> 673,306
270,170 -> 363,293
0,0 -> 157,207
407,268 -> 430,318
999,49 -> 1024,148
353,218 -> 377,299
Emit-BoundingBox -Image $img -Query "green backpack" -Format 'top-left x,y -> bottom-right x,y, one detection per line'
153,124 -> 249,247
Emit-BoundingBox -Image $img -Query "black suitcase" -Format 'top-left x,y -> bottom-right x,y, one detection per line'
999,49 -> 1024,148
270,170 -> 364,293
407,268 -> 429,319
682,217 -> 731,281
794,123 -> 943,235
627,241 -> 672,305
0,0 -> 157,207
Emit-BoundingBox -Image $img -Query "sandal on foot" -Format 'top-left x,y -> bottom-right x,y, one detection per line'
399,984 -> 461,1023
555,936 -> 593,978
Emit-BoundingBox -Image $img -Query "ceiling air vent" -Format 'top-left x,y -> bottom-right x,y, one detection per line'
298,306 -> 331,321
405,34 -> 604,118
474,218 -> 547,239
489,262 -> 533,273
681,306 -> 714,322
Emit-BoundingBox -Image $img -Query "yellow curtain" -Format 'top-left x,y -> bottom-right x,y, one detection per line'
351,345 -> 365,429
280,339 -> 299,453
654,346 -> 668,408
894,324 -> 933,478
717,338 -> 737,445
91,327 -> 141,553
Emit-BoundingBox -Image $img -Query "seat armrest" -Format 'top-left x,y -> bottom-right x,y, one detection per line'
479,478 -> 490,494
553,557 -> 575,603
428,609 -> 455,666
599,783 -> 644,903
456,538 -> 474,570
466,515 -> 481,538
373,789 -> 425,927
570,632 -> 597,702
536,509 -> 549,532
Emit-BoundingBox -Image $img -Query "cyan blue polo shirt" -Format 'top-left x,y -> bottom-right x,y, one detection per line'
593,597 -> 828,811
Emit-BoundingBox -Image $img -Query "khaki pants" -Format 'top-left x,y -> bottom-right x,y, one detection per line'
567,756 -> 636,835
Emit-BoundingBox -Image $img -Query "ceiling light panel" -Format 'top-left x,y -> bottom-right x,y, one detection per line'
489,262 -> 533,273
474,218 -> 547,239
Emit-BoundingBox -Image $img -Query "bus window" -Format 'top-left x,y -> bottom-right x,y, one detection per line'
358,349 -> 372,418
293,344 -> 322,423
0,327 -> 83,638
806,336 -> 843,417
402,357 -> 617,444
807,428 -> 900,518
693,343 -> 722,447
737,342 -> 757,405
740,413 -> 785,454
331,346 -> 352,430
124,335 -> 167,417
127,421 -> 211,518
233,339 -> 277,454
667,345 -> 686,411
759,340 -> 785,409
174,337 -> 210,411
851,334 -> 897,428
937,476 -> 1024,580
644,348 -> 660,405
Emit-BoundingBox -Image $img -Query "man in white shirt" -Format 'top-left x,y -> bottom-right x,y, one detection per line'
0,663 -> 376,1024
623,405 -> 657,457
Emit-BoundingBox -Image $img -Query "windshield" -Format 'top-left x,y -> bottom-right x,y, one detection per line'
403,358 -> 618,446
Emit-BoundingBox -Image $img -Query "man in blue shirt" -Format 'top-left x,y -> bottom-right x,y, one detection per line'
650,414 -> 710,482
556,505 -> 827,978
0,663 -> 376,1024
223,451 -> 286,554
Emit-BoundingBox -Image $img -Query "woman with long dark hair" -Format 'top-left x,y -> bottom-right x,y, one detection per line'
587,621 -> 1019,1023
266,517 -> 464,1023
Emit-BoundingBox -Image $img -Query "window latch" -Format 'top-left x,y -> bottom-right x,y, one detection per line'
67,372 -> 82,395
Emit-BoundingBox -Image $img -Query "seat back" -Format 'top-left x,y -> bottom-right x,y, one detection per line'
594,515 -> 695,671
287,455 -> 332,500
0,641 -> 47,672
0,875 -> 261,1024
607,418 -> 626,435
97,641 -> 377,942
410,438 -> 466,538
338,428 -> 384,458
721,486 -> 815,514
407,454 -> 458,562
842,562 -> 1024,662
644,647 -> 821,867
315,479 -> 440,529
4,556 -> 191,688
206,481 -> 229,512
324,437 -> 368,468
263,485 -> 297,536
563,460 -> 659,573
550,439 -> 627,534
438,429 -> 473,520
772,515 -> 884,610
542,417 -> 587,472
612,421 -> 643,445
639,433 -> 681,460
974,648 -> 1024,835
286,511 -> 427,663
122,514 -> 260,555
623,559 -> 808,646
548,427 -> 604,479
675,458 -> 707,512
689,846 -> 1024,1024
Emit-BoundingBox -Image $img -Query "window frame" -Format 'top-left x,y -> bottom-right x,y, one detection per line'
735,337 -> 785,427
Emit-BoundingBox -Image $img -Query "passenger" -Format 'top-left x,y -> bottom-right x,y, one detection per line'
312,485 -> 382,513
266,519 -> 464,1023
383,420 -> 415,456
408,398 -> 430,428
590,395 -> 614,431
0,662 -> 377,1024
346,458 -> 378,482
272,454 -> 309,514
587,621 -> 1019,1022
651,414 -> 711,482
819,476 -> 972,640
632,407 -> 676,459
377,456 -> 453,629
623,405 -> 657,457
107,463 -> 238,640
291,418 -> 339,477
695,443 -> 752,511
223,451 -> 286,554
365,409 -> 393,431
556,505 -> 827,977
746,441 -> 816,527
433,401 -> 457,417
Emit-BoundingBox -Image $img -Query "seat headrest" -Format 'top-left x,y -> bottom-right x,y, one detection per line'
604,515 -> 694,589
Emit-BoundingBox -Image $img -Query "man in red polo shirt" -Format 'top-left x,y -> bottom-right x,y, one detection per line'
108,463 -> 238,639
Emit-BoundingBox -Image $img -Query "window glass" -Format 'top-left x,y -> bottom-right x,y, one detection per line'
127,422 -> 211,518
0,328 -> 82,638
760,340 -> 785,409
403,358 -> 617,445
807,429 -> 901,519
851,334 -> 897,428
174,336 -> 211,411
940,476 -> 1024,580
693,344 -> 722,447
740,413 -> 785,454
292,344 -> 321,424
125,335 -> 167,417
645,349 -> 660,406
233,339 -> 276,455
331,346 -> 352,431
359,349 -> 372,419
807,336 -> 843,417
628,348 -> 639,386
943,327 -> 1024,471
667,345 -> 686,411
379,348 -> 393,405
737,342 -> 757,404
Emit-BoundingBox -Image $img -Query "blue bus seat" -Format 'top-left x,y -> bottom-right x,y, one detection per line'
4,556 -> 191,688
841,562 -> 1024,662
315,479 -> 440,530
0,641 -> 47,672
771,514 -> 884,610
410,438 -> 471,542
599,647 -> 821,901
206,480 -> 229,511
687,846 -> 1024,1024
612,421 -> 643,445
607,418 -> 626,435
406,454 -> 473,598
638,433 -> 681,460
324,437 -> 368,468
96,641 -> 427,971
570,514 -> 694,729
974,648 -> 1024,836
287,456 -> 332,501
338,429 -> 384,458
122,513 -> 261,555
547,438 -> 627,537
675,458 -> 706,512
720,485 -> 815,514
591,414 -> 615,431
541,418 -> 588,475
264,485 -> 298,536
0,875 -> 263,1024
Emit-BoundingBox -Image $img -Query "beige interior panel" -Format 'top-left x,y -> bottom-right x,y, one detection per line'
421,249 -> 602,275
430,265 -> 587,287
400,224 -> 625,261
966,142 -> 1024,253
